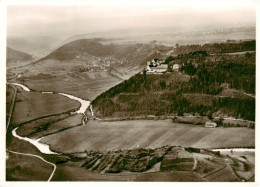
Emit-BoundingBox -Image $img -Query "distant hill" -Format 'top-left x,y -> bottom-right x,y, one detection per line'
39,39 -> 165,62
9,39 -> 168,100
35,39 -> 168,80
39,39 -> 116,61
7,36 -> 64,58
6,47 -> 32,64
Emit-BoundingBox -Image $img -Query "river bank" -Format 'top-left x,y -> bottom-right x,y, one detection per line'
9,82 -> 91,155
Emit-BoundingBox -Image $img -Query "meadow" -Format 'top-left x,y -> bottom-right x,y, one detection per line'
11,88 -> 80,126
41,119 -> 255,153
6,151 -> 53,181
52,163 -> 203,181
6,85 -> 16,125
20,72 -> 121,101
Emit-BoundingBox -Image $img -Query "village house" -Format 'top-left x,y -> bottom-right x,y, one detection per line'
205,122 -> 217,128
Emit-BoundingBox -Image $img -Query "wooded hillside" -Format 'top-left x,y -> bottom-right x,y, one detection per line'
92,41 -> 255,121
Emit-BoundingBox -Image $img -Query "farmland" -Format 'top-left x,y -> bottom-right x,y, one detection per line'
41,119 -> 255,153
6,39 -> 163,100
50,145 -> 254,181
11,88 -> 80,126
15,114 -> 84,139
6,85 -> 15,112
21,72 -> 121,101
6,39 -> 255,182
52,164 -> 203,181
6,151 -> 53,181
6,84 -> 16,125
8,58 -> 122,100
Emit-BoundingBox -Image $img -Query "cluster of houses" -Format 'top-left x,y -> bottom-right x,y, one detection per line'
146,59 -> 180,74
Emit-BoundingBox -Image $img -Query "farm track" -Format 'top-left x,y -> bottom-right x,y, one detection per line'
6,83 -> 83,181
6,149 -> 56,181
6,106 -> 81,181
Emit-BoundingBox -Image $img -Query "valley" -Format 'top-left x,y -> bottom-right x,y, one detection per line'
6,39 -> 255,182
4,1 -> 258,183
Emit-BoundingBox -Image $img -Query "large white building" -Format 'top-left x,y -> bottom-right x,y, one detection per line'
146,60 -> 168,74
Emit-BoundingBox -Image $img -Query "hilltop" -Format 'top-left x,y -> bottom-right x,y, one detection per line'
32,39 -> 168,81
7,47 -> 32,64
8,39 -> 169,100
92,41 -> 255,121
38,38 -> 165,63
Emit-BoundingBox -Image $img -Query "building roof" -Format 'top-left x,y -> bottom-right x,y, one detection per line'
159,64 -> 168,68
205,122 -> 217,126
151,64 -> 167,69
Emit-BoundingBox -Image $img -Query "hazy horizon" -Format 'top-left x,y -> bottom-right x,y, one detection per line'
7,0 -> 256,39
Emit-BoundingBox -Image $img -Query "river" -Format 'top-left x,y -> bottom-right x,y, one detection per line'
10,82 -> 91,154
11,83 -> 30,92
212,148 -> 255,153
12,127 -> 58,154
9,83 -> 255,155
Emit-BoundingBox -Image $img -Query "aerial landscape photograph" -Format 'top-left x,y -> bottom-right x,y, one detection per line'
2,0 -> 258,184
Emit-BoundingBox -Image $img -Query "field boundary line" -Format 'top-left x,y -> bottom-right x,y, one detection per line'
203,164 -> 226,178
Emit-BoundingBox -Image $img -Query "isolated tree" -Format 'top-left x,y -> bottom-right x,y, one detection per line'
143,69 -> 146,80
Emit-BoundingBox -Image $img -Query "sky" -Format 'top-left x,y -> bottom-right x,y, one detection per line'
7,0 -> 256,38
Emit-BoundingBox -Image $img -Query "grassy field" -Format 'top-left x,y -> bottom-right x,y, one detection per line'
204,165 -> 239,181
6,85 -> 16,125
8,58 -> 122,100
6,85 -> 15,111
11,88 -> 80,126
160,157 -> 194,171
21,72 -> 121,101
20,114 -> 84,139
6,151 -> 53,181
41,119 -> 255,153
52,163 -> 203,181
16,114 -> 69,138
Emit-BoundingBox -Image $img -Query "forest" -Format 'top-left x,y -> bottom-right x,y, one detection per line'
180,51 -> 255,94
174,40 -> 255,54
92,41 -> 255,121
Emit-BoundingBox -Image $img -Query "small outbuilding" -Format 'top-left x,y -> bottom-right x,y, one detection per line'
205,122 -> 217,128
172,64 -> 180,71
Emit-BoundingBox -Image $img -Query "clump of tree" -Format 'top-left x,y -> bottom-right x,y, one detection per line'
164,56 -> 175,64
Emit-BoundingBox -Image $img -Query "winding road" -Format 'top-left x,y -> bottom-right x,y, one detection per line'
6,82 -> 91,181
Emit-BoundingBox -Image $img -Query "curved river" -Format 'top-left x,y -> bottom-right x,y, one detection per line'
9,83 -> 255,155
10,83 -> 91,154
